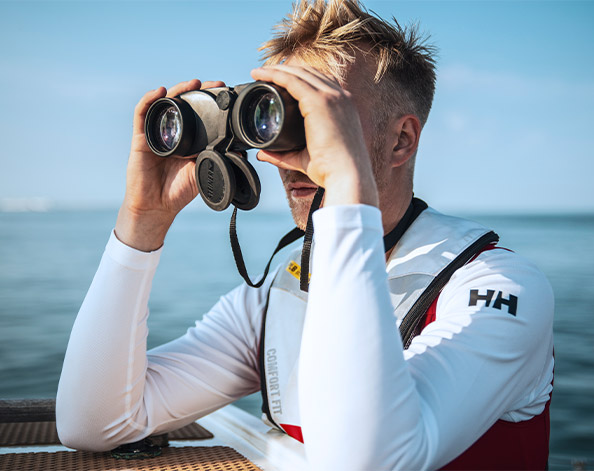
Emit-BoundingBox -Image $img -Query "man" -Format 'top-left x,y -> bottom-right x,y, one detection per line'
57,1 -> 554,469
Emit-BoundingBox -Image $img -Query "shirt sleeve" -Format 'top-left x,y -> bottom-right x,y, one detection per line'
56,231 -> 269,451
298,205 -> 554,470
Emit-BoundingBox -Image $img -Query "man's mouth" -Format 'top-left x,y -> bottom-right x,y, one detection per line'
287,181 -> 318,198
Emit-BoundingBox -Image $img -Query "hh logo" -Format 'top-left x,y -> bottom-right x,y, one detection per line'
469,289 -> 518,316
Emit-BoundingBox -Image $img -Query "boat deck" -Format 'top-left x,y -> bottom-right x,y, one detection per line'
0,404 -> 308,470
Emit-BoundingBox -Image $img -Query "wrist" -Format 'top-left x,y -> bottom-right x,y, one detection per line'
323,163 -> 379,209
115,203 -> 176,252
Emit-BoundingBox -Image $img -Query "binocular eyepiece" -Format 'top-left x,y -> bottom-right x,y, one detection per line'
145,81 -> 305,211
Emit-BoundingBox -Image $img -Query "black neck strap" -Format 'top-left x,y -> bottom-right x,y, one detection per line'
229,192 -> 427,291
383,197 -> 428,254
230,208 -> 304,288
299,187 -> 325,292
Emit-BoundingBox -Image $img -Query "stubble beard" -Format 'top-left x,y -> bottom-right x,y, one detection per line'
281,171 -> 317,231
286,191 -> 314,231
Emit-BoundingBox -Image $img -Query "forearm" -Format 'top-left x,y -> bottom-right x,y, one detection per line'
299,205 -> 427,470
56,232 -> 161,450
57,232 -> 267,452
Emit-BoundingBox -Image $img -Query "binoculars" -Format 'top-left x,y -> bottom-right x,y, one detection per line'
145,81 -> 305,211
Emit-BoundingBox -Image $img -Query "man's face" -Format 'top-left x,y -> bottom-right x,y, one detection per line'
260,56 -> 385,230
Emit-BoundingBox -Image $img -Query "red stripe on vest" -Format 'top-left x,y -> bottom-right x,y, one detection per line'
422,246 -> 551,469
280,423 -> 304,443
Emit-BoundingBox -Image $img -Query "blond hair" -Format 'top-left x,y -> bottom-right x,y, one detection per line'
260,0 -> 437,128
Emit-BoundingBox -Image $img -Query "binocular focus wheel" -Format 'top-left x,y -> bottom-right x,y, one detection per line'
195,150 -> 236,211
225,152 -> 261,211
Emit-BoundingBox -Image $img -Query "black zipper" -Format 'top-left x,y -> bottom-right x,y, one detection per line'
399,230 -> 500,349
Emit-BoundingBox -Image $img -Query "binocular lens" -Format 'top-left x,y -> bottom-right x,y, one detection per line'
250,92 -> 282,143
146,81 -> 304,159
156,106 -> 182,151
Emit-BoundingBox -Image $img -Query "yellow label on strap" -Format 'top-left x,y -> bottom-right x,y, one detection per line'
286,261 -> 310,281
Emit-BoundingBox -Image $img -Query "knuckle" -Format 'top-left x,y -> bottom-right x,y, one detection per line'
321,89 -> 346,106
136,88 -> 159,111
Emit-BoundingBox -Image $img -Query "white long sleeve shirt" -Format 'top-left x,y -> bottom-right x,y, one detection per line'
57,205 -> 554,470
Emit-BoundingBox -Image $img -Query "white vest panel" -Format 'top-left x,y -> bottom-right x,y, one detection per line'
260,207 -> 493,431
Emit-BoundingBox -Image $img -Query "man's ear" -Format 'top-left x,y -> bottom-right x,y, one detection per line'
390,114 -> 421,168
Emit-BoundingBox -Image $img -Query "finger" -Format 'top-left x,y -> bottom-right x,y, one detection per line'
257,149 -> 307,173
133,87 -> 167,135
271,64 -> 341,89
201,80 -> 226,89
166,79 -> 202,98
251,66 -> 344,118
252,65 -> 339,95
251,67 -> 319,108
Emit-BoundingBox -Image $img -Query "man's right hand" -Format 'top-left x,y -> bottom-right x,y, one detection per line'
115,79 -> 225,252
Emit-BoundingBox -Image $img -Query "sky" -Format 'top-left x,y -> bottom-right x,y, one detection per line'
0,0 -> 593,214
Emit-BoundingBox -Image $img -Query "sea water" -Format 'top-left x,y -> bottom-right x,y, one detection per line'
1,208 -> 593,467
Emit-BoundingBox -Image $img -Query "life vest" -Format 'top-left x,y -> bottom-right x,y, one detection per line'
259,207 -> 550,469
